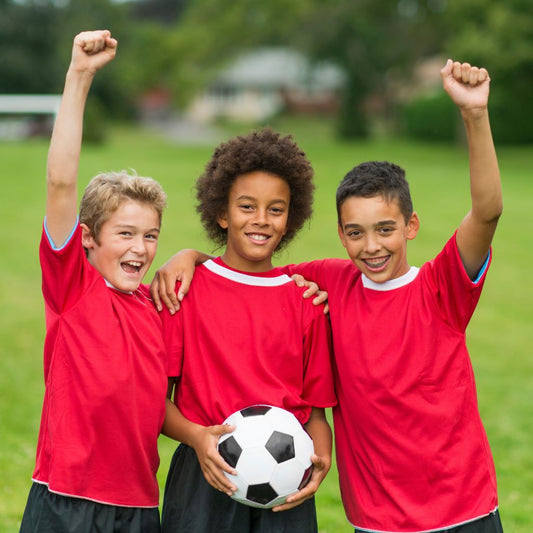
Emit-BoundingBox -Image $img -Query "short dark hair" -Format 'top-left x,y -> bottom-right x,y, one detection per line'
196,128 -> 314,251
336,161 -> 413,224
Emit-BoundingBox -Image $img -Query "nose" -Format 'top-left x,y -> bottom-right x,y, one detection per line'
252,208 -> 268,226
130,235 -> 147,254
364,233 -> 381,254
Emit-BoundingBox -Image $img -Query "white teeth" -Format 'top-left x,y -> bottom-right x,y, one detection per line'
364,257 -> 388,268
126,261 -> 142,267
248,234 -> 268,241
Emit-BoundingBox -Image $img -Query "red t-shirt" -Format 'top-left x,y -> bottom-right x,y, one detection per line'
161,258 -> 337,426
284,234 -> 498,532
33,223 -> 167,507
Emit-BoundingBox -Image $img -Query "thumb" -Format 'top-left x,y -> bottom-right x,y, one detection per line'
213,423 -> 236,437
440,58 -> 453,80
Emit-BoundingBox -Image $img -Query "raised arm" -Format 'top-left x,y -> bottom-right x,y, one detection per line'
440,59 -> 502,280
46,30 -> 117,248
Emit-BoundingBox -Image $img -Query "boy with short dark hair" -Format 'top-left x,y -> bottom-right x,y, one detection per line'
154,60 -> 504,532
159,128 -> 337,533
20,31 -> 168,533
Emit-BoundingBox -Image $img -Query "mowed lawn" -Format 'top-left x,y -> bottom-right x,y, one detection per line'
1,119 -> 531,532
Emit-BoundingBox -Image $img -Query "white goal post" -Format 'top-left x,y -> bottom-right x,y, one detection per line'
0,94 -> 61,116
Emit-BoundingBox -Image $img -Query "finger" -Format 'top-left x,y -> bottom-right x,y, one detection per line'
303,283 -> 319,298
158,277 -> 178,315
291,274 -> 305,287
272,488 -> 312,511
312,290 -> 328,306
177,272 -> 193,302
204,457 -> 237,491
460,62 -> 472,84
149,276 -> 163,312
105,36 -> 118,50
212,423 -> 236,436
468,66 -> 480,86
478,67 -> 489,83
202,466 -> 235,494
451,61 -> 462,81
323,302 -> 329,315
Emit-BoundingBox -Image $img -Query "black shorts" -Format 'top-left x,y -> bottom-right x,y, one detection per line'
161,443 -> 318,533
20,482 -> 160,533
354,509 -> 503,533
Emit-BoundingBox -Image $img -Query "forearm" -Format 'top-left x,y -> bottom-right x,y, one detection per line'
462,108 -> 503,223
47,69 -> 94,189
304,408 -> 332,469
162,398 -> 205,446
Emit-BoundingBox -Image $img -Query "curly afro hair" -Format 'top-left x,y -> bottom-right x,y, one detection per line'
196,128 -> 314,252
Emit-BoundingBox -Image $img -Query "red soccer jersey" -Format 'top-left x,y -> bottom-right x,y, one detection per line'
284,234 -> 498,532
33,223 -> 167,507
161,258 -> 336,427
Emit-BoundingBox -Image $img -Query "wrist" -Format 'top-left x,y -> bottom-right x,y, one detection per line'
460,106 -> 489,122
66,66 -> 97,83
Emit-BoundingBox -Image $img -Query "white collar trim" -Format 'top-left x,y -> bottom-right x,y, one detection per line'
104,278 -> 133,294
362,266 -> 420,291
204,259 -> 292,287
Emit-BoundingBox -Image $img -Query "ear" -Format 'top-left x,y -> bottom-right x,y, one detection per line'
337,223 -> 347,248
81,223 -> 96,249
406,211 -> 420,240
217,211 -> 228,230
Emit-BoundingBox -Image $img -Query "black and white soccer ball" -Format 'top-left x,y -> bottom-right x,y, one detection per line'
217,404 -> 314,509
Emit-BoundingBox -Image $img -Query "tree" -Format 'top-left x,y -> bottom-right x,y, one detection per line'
445,0 -> 533,143
0,1 -> 61,93
162,0 -> 448,138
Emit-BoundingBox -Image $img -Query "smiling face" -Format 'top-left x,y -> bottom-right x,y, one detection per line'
218,171 -> 290,273
337,194 -> 419,283
81,199 -> 160,292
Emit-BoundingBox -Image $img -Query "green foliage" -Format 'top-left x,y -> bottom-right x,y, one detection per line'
400,91 -> 456,142
0,1 -> 61,93
445,0 -> 533,144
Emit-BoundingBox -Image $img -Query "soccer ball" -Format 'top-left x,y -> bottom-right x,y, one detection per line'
217,404 -> 314,509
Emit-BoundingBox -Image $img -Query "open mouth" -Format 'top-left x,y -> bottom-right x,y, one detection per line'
121,261 -> 143,274
246,233 -> 270,243
362,256 -> 390,271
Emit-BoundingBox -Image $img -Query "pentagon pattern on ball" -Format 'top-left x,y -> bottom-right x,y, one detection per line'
266,431 -> 295,463
218,436 -> 242,468
218,405 -> 314,509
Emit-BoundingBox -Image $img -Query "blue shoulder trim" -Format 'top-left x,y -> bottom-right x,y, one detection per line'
474,250 -> 491,284
44,216 -> 79,251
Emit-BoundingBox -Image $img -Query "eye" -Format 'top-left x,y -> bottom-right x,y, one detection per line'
347,230 -> 362,239
239,203 -> 254,211
270,206 -> 285,215
119,231 -> 132,237
378,226 -> 394,235
145,233 -> 159,241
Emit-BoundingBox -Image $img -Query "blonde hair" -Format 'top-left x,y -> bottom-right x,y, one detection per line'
79,170 -> 167,243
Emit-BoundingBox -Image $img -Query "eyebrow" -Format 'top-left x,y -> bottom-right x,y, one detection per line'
114,224 -> 160,233
343,220 -> 398,230
236,195 -> 288,205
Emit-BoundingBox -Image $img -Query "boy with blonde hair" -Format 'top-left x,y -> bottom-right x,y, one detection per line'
20,31 -> 168,533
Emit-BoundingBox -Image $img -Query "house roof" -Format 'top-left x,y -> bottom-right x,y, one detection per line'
215,47 -> 345,91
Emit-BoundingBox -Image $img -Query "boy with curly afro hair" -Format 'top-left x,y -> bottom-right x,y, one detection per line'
196,128 -> 314,252
158,128 -> 336,533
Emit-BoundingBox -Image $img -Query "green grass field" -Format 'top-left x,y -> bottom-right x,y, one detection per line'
1,118 -> 532,532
